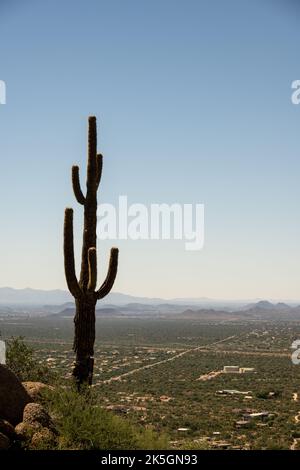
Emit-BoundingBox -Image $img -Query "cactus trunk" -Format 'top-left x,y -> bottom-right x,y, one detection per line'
63,116 -> 119,387
73,297 -> 96,384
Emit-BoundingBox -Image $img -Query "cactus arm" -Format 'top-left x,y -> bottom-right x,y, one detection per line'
87,247 -> 97,292
72,166 -> 86,205
96,247 -> 119,299
96,154 -> 103,188
64,208 -> 82,299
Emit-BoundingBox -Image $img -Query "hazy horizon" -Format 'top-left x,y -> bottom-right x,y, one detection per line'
1,285 -> 300,305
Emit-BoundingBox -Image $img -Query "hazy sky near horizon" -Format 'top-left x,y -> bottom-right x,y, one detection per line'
0,0 -> 300,300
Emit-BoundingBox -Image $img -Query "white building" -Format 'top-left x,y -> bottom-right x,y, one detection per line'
223,365 -> 240,373
223,365 -> 255,374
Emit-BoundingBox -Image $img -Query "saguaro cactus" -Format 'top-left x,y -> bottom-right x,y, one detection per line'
64,116 -> 119,386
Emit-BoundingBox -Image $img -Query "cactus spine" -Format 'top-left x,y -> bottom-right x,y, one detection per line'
64,116 -> 119,386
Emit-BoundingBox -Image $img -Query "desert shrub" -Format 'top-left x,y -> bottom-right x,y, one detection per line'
41,386 -> 168,450
6,336 -> 55,383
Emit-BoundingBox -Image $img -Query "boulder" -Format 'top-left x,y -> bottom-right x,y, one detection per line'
0,365 -> 31,425
14,421 -> 40,441
30,427 -> 56,449
15,402 -> 58,449
23,403 -> 52,429
22,382 -> 54,401
15,403 -> 58,449
0,432 -> 10,450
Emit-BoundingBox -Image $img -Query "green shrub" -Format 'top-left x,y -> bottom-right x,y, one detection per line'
41,386 -> 168,450
6,336 -> 55,383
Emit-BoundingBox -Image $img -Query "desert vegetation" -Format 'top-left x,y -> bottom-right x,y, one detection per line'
0,335 -> 168,450
2,317 -> 300,450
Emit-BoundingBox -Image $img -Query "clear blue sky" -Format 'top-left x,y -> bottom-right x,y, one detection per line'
0,0 -> 299,300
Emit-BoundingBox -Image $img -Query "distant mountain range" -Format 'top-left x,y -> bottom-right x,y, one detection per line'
0,287 -> 72,305
0,287 -> 298,309
42,299 -> 300,322
0,287 -> 164,306
241,300 -> 291,312
180,301 -> 300,321
0,288 -> 300,321
52,302 -> 195,317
